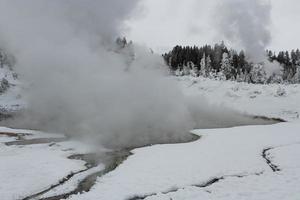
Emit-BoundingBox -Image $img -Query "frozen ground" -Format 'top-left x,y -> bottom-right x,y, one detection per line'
0,127 -> 104,200
178,76 -> 300,121
68,77 -> 300,200
0,76 -> 299,200
68,123 -> 300,200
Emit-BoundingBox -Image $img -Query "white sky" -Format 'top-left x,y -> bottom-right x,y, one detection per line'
124,0 -> 300,53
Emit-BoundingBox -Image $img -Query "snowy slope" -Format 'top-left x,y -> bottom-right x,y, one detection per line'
0,127 -> 100,200
0,142 -> 85,200
0,76 -> 299,200
66,77 -> 300,200
178,76 -> 300,121
67,123 -> 300,200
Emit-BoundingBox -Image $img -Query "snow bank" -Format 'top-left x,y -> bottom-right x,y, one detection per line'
178,76 -> 300,121
67,77 -> 300,200
0,127 -> 99,200
68,123 -> 300,200
1,76 -> 299,200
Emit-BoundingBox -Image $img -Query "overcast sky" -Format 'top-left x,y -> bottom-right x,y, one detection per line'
124,0 -> 300,53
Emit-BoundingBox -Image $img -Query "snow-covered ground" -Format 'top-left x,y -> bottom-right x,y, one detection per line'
0,76 -> 299,200
67,123 -> 300,200
0,128 -> 103,200
67,77 -> 300,200
178,76 -> 300,122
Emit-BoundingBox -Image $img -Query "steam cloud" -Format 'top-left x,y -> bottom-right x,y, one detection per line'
0,0 -> 276,148
0,0 -> 194,148
215,0 -> 282,76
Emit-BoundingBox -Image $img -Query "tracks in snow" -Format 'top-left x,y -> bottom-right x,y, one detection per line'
127,172 -> 265,200
3,115 -> 287,200
261,142 -> 300,173
13,132 -> 199,200
262,147 -> 281,172
128,143 -> 300,200
21,151 -> 131,200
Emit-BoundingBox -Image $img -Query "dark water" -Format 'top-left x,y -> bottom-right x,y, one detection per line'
20,133 -> 199,200
5,137 -> 67,146
2,115 -> 284,200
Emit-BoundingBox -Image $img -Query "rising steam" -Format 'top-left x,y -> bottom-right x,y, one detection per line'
0,0 -> 194,148
0,0 -> 276,148
215,0 -> 282,77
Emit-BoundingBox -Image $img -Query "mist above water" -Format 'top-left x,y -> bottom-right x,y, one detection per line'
0,0 -> 279,148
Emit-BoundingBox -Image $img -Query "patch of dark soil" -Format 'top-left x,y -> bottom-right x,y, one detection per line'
0,132 -> 32,140
5,137 -> 67,146
22,150 -> 132,200
127,172 -> 265,200
252,115 -> 286,123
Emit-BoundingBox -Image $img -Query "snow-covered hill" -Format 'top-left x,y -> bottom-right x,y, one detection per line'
62,77 -> 300,200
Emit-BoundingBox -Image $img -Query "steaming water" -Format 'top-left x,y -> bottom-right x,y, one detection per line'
0,0 -> 284,149
0,1 -> 288,199
11,114 -> 283,200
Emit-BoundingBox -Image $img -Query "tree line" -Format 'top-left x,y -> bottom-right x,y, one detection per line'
163,42 -> 300,84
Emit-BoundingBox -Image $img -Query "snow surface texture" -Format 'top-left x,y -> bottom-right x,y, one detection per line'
66,77 -> 300,200
67,123 -> 300,200
0,76 -> 300,200
178,76 -> 300,121
40,165 -> 104,199
0,127 -> 102,200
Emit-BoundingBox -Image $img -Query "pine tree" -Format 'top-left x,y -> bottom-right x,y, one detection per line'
296,49 -> 300,64
163,43 -> 300,84
205,55 -> 212,77
182,63 -> 190,76
220,52 -> 233,80
0,51 -> 6,68
200,53 -> 206,77
189,61 -> 199,77
250,64 -> 267,84
292,65 -> 300,83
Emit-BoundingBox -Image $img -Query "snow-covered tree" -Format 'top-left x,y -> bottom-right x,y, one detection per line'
200,53 -> 206,77
0,49 -> 15,70
250,64 -> 267,84
0,78 -> 9,94
269,73 -> 283,84
291,66 -> 300,83
265,62 -> 284,84
164,43 -> 300,84
220,52 -> 234,80
175,67 -> 183,76
236,72 -> 245,82
209,69 -> 218,80
183,63 -> 190,76
205,55 -> 212,77
188,61 -> 199,77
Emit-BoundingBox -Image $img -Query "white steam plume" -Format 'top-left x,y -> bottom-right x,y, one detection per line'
0,0 -> 275,148
215,0 -> 282,77
0,0 -> 194,148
